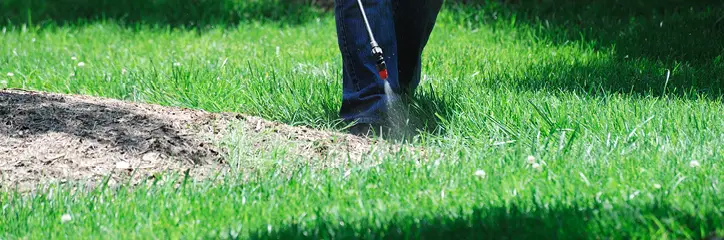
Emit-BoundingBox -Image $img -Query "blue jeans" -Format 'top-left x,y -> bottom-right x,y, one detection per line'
335,0 -> 443,124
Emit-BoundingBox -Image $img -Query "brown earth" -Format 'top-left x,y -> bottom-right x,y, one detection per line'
0,89 -> 400,192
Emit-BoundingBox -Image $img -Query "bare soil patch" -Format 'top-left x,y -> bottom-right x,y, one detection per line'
0,89 -> 392,191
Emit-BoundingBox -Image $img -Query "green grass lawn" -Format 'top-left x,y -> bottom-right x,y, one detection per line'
2,1 -> 723,239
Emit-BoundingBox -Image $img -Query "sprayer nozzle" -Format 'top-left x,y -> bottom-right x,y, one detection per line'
379,69 -> 388,80
375,60 -> 387,80
371,45 -> 387,80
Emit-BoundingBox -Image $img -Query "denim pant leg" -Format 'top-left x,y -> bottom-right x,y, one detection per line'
335,0 -> 398,124
393,0 -> 443,95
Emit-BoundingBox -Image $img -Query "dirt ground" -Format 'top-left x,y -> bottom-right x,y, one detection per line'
0,89 -> 391,192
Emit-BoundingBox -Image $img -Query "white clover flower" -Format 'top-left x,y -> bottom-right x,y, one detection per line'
77,62 -> 86,67
474,169 -> 486,178
61,214 -> 72,223
71,56 -> 77,61
6,72 -> 13,77
526,155 -> 536,164
121,68 -> 128,75
689,160 -> 701,168
653,183 -> 662,189
531,163 -> 542,171
173,62 -> 181,67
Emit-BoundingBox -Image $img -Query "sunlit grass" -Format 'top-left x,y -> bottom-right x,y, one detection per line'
1,1 -> 723,239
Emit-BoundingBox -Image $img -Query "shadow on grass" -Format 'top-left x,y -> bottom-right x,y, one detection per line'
345,84 -> 461,142
326,81 -> 461,140
447,0 -> 724,99
404,82 -> 462,136
0,0 -> 324,28
247,202 -> 722,239
484,56 -> 724,100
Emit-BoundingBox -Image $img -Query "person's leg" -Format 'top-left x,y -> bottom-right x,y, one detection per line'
393,0 -> 443,96
335,0 -> 399,128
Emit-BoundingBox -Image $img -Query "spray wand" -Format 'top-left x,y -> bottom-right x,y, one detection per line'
356,0 -> 388,80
